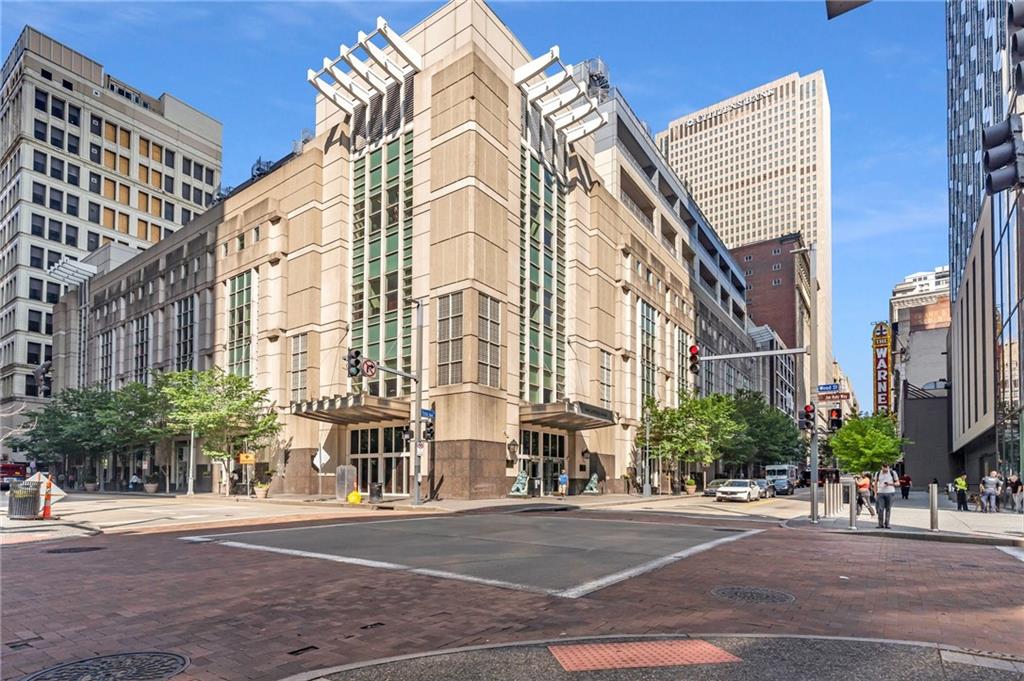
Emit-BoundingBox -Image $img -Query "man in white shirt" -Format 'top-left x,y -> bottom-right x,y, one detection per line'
873,464 -> 899,529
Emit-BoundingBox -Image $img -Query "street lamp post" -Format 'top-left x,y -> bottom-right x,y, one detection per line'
187,426 -> 195,496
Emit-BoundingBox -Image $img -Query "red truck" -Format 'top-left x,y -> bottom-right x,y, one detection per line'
0,462 -> 28,491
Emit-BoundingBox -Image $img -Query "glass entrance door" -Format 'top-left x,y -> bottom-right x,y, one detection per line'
351,425 -> 409,495
519,429 -> 566,496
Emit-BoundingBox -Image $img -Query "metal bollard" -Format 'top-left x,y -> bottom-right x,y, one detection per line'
929,482 -> 939,532
848,481 -> 857,530
822,482 -> 829,517
826,482 -> 833,517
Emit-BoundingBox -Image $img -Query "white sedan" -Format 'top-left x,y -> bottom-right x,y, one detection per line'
715,479 -> 761,503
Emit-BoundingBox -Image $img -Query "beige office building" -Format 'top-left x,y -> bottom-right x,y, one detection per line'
656,72 -> 833,385
53,0 -> 765,498
0,27 -> 222,457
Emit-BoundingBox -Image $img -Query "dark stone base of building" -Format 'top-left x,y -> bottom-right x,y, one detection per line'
427,440 -> 509,500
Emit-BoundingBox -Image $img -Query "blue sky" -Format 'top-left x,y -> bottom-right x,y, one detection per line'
2,1 -> 948,406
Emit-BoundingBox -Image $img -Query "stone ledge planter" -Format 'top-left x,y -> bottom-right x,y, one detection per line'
143,483 -> 159,494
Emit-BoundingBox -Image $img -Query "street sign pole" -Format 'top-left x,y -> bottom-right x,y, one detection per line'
413,298 -> 424,506
808,243 -> 820,524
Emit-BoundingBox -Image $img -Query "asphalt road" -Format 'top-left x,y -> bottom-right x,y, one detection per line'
190,513 -> 760,597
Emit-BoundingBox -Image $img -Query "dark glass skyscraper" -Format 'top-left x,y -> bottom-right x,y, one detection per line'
946,0 -> 1006,294
946,0 -> 1022,481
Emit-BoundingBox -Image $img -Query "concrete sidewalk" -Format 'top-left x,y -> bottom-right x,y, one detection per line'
290,635 -> 1024,681
788,489 -> 1024,545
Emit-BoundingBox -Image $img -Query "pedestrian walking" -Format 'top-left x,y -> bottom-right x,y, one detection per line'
558,469 -> 568,498
856,473 -> 875,517
873,464 -> 899,529
980,470 -> 1002,513
1008,474 -> 1023,513
954,473 -> 969,511
899,473 -> 912,499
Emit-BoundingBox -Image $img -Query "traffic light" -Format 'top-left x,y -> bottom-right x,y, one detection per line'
982,114 -> 1024,194
688,344 -> 700,374
799,404 -> 815,431
346,348 -> 362,378
1011,1 -> 1024,85
828,407 -> 843,431
423,421 -> 435,441
33,361 -> 52,398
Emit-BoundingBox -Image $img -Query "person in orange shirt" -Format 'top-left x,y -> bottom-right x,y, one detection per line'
855,473 -> 874,517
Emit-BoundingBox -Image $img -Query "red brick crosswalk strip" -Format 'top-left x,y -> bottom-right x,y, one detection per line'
548,639 -> 741,671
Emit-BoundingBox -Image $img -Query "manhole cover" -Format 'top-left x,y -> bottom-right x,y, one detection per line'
45,547 -> 105,554
710,586 -> 795,604
23,652 -> 189,680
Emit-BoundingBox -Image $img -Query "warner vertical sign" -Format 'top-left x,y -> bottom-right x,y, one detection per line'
872,322 -> 892,414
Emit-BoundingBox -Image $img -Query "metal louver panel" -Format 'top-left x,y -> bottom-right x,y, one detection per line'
368,93 -> 384,141
353,105 -> 368,152
403,73 -> 415,123
385,82 -> 402,135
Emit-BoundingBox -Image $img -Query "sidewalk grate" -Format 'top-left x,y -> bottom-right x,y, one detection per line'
23,652 -> 189,680
711,586 -> 795,604
45,547 -> 105,554
548,639 -> 741,672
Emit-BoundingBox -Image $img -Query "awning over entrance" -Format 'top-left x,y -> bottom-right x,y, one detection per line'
291,393 -> 409,426
520,400 -> 618,431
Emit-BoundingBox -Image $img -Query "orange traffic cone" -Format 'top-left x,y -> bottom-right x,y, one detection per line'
41,474 -> 54,520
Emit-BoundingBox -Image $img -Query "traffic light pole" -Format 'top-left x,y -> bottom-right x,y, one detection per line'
354,299 -> 426,506
412,299 -> 424,506
807,244 -> 820,523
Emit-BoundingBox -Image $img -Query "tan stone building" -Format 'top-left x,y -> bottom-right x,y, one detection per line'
656,72 -> 833,386
53,0 -> 760,498
1,27 -> 222,459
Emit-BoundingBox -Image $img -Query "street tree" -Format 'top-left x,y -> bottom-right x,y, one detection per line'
827,413 -> 906,473
636,391 -> 745,483
721,390 -> 801,475
157,368 -> 281,494
693,392 -> 745,467
100,381 -> 169,451
11,386 -> 117,472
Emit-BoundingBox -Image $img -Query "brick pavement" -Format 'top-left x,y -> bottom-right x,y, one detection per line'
2,510 -> 1022,681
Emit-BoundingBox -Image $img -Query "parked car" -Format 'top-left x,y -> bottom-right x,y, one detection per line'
715,479 -> 760,503
772,478 -> 795,495
754,478 -> 775,498
703,479 -> 729,497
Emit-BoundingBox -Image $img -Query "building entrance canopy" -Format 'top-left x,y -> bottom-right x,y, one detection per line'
291,393 -> 409,426
520,400 -> 617,431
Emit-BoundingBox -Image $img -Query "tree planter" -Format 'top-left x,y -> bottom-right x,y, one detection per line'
143,483 -> 159,494
84,483 -> 97,492
253,486 -> 269,499
685,484 -> 697,495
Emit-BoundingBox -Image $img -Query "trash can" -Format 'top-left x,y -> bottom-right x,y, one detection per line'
530,478 -> 541,498
7,481 -> 40,519
368,482 -> 384,504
